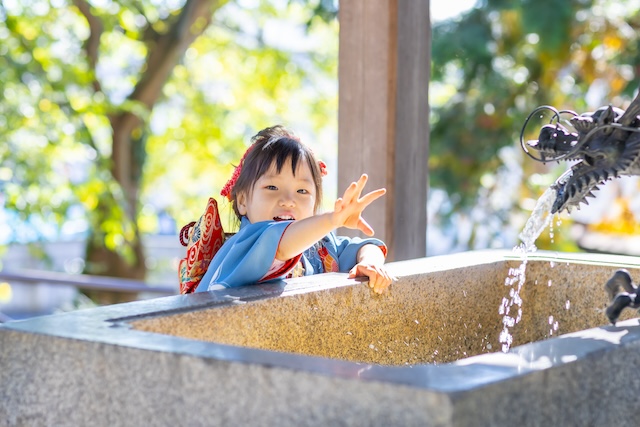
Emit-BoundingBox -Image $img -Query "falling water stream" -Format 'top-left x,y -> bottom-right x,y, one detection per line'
499,184 -> 559,352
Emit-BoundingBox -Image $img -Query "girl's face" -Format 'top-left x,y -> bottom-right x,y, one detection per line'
237,157 -> 317,223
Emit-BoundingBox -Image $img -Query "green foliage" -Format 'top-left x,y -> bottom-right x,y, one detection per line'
142,1 -> 338,231
0,0 -> 338,274
430,0 -> 640,252
1,1 -> 119,244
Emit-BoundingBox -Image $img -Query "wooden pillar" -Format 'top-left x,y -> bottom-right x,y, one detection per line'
338,0 -> 430,261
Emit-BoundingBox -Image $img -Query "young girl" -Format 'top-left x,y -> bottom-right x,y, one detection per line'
195,125 -> 392,294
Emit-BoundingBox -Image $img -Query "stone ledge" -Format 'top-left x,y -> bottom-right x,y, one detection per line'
2,250 -> 640,426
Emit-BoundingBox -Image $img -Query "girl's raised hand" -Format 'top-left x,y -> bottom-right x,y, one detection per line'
332,174 -> 386,236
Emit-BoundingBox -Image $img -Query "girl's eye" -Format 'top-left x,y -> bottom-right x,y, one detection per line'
266,185 -> 277,190
297,189 -> 310,194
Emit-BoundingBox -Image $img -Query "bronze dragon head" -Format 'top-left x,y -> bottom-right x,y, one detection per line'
521,91 -> 640,214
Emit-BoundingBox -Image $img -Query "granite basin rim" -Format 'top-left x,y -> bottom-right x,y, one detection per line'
3,249 -> 640,395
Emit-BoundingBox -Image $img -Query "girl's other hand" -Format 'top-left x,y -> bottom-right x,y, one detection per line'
348,263 -> 393,294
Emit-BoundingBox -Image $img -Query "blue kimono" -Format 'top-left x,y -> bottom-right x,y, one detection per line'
196,217 -> 386,291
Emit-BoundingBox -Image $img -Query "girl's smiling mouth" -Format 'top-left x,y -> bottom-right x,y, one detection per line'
274,215 -> 295,221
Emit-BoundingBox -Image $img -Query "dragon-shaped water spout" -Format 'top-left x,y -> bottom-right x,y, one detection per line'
521,90 -> 640,324
521,90 -> 640,214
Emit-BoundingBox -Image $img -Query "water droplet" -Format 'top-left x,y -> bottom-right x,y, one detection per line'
503,316 -> 515,327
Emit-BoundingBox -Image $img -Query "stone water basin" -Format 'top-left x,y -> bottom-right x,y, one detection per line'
3,249 -> 640,426
131,250 -> 637,365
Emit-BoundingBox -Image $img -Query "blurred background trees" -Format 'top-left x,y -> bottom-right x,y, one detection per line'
429,0 -> 640,254
0,0 -> 339,295
1,0 -> 640,298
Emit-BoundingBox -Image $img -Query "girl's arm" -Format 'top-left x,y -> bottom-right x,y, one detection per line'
355,243 -> 386,265
276,174 -> 385,261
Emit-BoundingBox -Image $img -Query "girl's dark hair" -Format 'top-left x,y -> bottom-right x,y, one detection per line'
230,125 -> 324,219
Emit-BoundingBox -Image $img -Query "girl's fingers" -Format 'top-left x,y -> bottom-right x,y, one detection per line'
336,175 -> 386,232
341,174 -> 385,206
358,217 -> 375,236
367,268 -> 383,293
372,268 -> 392,294
342,174 -> 367,202
351,264 -> 393,294
343,186 -> 385,212
359,188 -> 386,207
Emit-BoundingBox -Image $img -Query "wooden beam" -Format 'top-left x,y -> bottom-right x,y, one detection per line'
338,0 -> 430,261
393,0 -> 430,260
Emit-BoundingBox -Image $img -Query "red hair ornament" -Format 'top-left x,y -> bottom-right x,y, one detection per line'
220,144 -> 254,201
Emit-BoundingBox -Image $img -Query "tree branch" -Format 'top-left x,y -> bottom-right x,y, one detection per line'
109,0 -> 223,221
72,0 -> 104,93
130,0 -> 221,109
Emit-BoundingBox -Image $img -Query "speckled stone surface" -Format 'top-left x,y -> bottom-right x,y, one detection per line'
0,329 -> 451,427
132,253 -> 640,365
3,250 -> 640,427
132,261 -> 510,365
